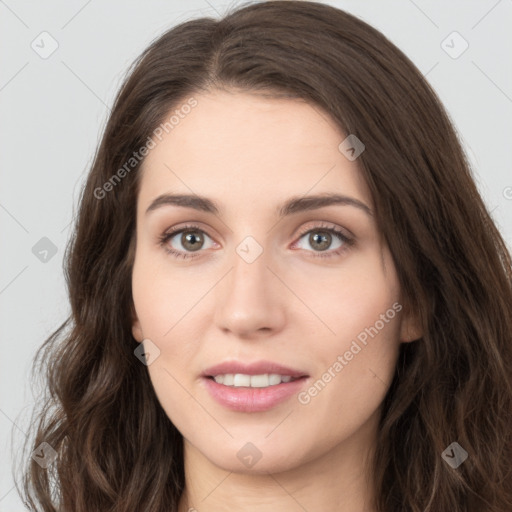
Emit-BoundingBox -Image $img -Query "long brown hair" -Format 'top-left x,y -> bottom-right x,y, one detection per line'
14,1 -> 512,510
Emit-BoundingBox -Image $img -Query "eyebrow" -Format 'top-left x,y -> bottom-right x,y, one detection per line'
145,192 -> 373,218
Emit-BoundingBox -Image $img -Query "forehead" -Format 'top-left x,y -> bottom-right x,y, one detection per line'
137,90 -> 372,213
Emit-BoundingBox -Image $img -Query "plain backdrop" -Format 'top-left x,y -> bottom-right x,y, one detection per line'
1,0 -> 511,509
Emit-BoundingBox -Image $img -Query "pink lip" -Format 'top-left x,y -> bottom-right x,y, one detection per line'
201,360 -> 310,413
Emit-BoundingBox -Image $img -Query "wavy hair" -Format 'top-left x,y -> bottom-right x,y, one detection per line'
14,1 -> 512,510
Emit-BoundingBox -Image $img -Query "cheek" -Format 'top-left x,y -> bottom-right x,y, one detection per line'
293,250 -> 402,414
132,247 -> 186,335
132,258 -> 203,429
290,249 -> 401,347
295,313 -> 401,445
131,254 -> 200,374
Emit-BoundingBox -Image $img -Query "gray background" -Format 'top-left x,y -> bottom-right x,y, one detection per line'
1,0 -> 511,509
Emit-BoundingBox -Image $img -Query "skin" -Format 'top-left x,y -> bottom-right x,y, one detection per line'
131,90 -> 422,512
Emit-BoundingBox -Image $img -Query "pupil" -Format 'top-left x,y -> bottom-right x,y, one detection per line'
311,231 -> 330,251
183,231 -> 203,251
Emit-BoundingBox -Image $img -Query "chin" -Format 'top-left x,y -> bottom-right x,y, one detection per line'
196,436 -> 310,476
214,454 -> 299,476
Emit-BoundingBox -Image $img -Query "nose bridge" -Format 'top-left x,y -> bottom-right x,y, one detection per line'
229,232 -> 271,292
213,230 -> 285,335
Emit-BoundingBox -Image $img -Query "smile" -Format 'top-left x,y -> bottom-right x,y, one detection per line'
210,373 -> 298,387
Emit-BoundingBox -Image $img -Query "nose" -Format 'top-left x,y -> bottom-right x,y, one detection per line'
213,239 -> 286,339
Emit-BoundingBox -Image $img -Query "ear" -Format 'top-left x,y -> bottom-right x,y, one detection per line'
131,303 -> 144,343
399,304 -> 423,343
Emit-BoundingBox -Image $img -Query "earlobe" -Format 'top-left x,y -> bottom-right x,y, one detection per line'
132,322 -> 144,343
399,308 -> 423,343
131,304 -> 144,342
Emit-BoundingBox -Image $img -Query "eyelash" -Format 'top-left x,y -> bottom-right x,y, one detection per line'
158,222 -> 355,260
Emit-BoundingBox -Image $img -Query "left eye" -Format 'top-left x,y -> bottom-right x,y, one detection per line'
294,227 -> 350,254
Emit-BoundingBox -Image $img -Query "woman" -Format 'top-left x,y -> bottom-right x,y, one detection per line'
16,1 -> 512,510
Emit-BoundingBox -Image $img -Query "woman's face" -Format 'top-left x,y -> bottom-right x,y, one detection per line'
131,90 -> 419,475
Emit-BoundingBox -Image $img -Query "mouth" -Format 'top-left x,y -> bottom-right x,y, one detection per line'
205,373 -> 305,388
201,360 -> 310,412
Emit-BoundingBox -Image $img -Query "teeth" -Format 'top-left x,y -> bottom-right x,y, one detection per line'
212,373 -> 295,387
249,374 -> 269,387
268,374 -> 282,386
234,374 -> 251,387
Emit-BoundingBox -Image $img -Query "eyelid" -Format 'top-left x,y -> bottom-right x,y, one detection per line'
160,220 -> 351,241
161,223 -> 215,242
294,220 -> 353,240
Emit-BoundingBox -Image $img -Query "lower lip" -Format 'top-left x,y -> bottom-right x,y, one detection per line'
202,376 -> 309,412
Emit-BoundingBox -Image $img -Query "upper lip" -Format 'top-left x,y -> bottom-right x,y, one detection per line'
202,360 -> 309,378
